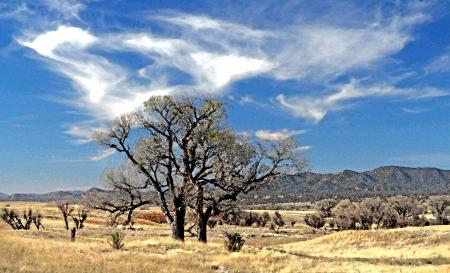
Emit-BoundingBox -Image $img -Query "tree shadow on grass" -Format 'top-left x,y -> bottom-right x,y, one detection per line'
271,248 -> 450,266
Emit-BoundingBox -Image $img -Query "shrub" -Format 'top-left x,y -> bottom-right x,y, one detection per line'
223,232 -> 245,252
378,206 -> 399,228
387,195 -> 425,226
260,212 -> 271,227
315,198 -> 338,217
333,206 -> 359,230
270,211 -> 285,233
221,209 -> 270,227
304,213 -> 325,229
329,196 -> 430,231
428,195 -> 450,225
207,218 -> 218,229
135,211 -> 167,224
109,230 -> 125,250
1,208 -> 44,230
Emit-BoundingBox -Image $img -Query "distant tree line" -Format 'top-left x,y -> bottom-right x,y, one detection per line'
304,195 -> 450,230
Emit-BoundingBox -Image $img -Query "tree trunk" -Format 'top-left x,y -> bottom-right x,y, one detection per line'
70,227 -> 76,242
171,207 -> 185,241
64,215 -> 69,230
197,214 -> 209,243
195,185 -> 207,243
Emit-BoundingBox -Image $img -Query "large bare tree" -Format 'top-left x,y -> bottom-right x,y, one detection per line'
94,96 -> 306,242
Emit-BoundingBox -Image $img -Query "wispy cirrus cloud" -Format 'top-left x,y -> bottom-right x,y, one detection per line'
294,145 -> 312,152
0,2 -> 32,19
15,1 -> 439,153
401,107 -> 427,114
425,51 -> 450,74
277,79 -> 448,123
39,0 -> 86,20
255,128 -> 308,141
90,149 -> 115,161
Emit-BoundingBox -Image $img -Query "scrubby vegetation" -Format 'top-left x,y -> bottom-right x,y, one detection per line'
108,230 -> 125,250
223,232 -> 245,252
57,203 -> 89,241
1,208 -> 43,230
0,200 -> 449,273
270,211 -> 285,233
304,213 -> 325,229
305,195 -> 450,231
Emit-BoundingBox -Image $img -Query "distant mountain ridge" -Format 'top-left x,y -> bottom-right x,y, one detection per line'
1,166 -> 449,204
247,166 -> 450,204
0,190 -> 83,203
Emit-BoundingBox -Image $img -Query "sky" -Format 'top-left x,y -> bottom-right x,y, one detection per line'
1,0 -> 450,193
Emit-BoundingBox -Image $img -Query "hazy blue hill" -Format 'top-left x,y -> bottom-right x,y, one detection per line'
246,166 -> 450,204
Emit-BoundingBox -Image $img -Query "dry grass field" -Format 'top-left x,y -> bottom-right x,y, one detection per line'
0,202 -> 449,273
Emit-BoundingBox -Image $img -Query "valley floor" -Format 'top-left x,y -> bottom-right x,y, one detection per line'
0,202 -> 449,273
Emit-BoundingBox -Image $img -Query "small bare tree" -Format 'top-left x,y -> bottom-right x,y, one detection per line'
58,203 -> 74,230
1,208 -> 44,230
71,208 -> 89,230
57,203 -> 89,241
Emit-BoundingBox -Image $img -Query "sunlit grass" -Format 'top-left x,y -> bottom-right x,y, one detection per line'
0,202 -> 449,273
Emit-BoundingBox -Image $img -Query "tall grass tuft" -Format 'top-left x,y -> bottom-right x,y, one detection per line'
109,230 -> 125,250
223,232 -> 245,252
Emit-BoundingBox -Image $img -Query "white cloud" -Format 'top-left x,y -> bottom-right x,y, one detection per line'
20,25 -> 96,58
65,125 -> 99,144
255,128 -> 307,141
17,8 -> 436,143
294,145 -> 312,152
277,80 -> 448,122
40,0 -> 85,20
90,149 -> 115,161
20,26 -> 174,140
401,107 -> 426,114
425,52 -> 450,74
0,2 -> 32,19
239,95 -> 254,105
190,52 -> 272,89
152,12 -> 270,39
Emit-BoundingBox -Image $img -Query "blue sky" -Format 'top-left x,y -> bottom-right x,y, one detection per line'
1,0 -> 450,193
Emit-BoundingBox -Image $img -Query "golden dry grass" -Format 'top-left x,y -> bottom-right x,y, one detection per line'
0,202 -> 449,273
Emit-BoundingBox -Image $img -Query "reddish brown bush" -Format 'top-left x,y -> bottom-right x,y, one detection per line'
134,211 -> 166,224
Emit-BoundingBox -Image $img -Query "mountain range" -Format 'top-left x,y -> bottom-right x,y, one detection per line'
246,166 -> 450,204
0,166 -> 449,204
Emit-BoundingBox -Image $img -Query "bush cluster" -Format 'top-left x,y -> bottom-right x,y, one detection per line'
304,195 -> 450,231
221,209 -> 271,227
134,211 -> 167,224
1,208 -> 44,230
